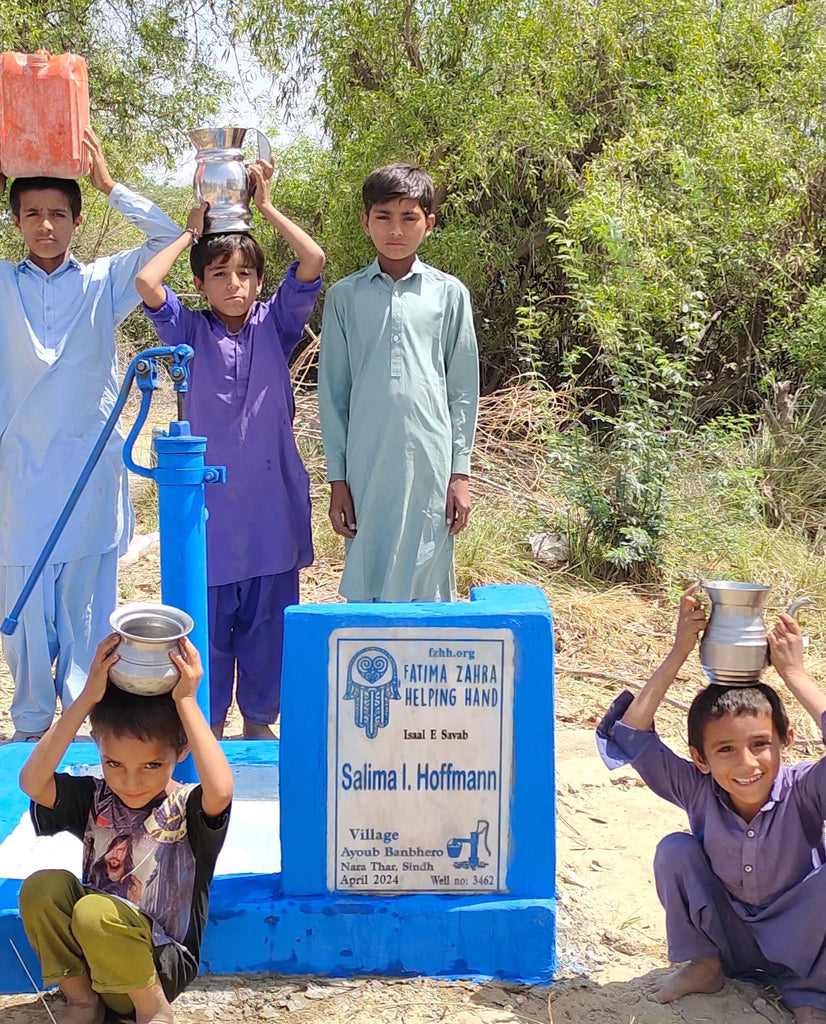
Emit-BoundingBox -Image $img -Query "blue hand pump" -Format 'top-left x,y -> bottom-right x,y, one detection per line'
1,344 -> 225,779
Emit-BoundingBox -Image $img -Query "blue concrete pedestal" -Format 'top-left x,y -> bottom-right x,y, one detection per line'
201,891 -> 556,980
275,583 -> 556,981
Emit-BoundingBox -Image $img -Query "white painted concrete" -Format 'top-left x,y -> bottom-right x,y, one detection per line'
0,798 -> 281,880
219,798 -> 280,875
0,816 -> 82,878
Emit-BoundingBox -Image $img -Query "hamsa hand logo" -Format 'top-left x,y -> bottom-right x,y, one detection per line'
344,646 -> 401,738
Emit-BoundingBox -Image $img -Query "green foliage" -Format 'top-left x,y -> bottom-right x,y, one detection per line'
7,0 -> 826,598
661,419 -> 766,579
455,496 -> 547,592
773,286 -> 826,388
512,290 -> 550,379
654,423 -> 826,628
561,420 -> 673,583
230,0 -> 826,412
224,0 -> 826,577
758,395 -> 826,535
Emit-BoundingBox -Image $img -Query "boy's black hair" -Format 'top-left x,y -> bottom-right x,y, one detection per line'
190,232 -> 265,281
9,177 -> 82,220
90,685 -> 188,755
362,163 -> 435,216
688,683 -> 789,758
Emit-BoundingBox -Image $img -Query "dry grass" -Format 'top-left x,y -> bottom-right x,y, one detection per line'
547,584 -> 697,739
473,377 -> 568,493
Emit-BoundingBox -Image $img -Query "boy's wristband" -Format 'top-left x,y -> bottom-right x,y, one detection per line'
183,227 -> 200,245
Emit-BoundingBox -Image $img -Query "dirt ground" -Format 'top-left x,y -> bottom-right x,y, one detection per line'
0,720 -> 795,1024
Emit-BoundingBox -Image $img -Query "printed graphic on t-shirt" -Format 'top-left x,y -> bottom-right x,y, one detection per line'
83,780 -> 197,945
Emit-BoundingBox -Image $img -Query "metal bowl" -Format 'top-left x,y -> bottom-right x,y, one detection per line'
109,602 -> 194,695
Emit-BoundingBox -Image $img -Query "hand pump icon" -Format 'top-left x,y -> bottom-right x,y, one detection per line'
446,820 -> 491,870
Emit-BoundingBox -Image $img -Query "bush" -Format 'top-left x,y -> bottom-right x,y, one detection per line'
759,390 -> 826,536
562,418 -> 675,584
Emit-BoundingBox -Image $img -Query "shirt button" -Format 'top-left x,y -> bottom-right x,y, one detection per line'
393,335 -> 400,341
744,864 -> 753,873
747,830 -> 755,838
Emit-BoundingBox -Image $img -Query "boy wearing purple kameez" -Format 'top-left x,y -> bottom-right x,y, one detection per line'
597,584 -> 826,1023
136,162 -> 325,738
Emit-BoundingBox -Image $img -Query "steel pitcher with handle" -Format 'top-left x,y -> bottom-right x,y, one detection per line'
699,580 -> 811,686
189,126 -> 273,235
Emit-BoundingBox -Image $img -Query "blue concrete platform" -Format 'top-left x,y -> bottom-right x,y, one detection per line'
0,584 -> 556,990
0,738 -> 554,989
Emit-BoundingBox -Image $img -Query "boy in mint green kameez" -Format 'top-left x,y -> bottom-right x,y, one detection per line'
318,164 -> 479,602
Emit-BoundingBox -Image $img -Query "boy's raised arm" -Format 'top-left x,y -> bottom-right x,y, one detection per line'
81,125 -> 183,320
769,613 -> 826,726
250,162 -> 325,282
19,634 -> 120,808
620,584 -> 707,732
136,205 -> 207,311
170,638 -> 234,817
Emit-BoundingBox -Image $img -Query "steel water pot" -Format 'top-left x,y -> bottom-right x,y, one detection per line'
109,602 -> 194,696
698,580 -> 811,686
189,126 -> 272,234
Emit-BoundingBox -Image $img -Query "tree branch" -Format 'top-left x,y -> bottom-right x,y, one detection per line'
402,0 -> 425,75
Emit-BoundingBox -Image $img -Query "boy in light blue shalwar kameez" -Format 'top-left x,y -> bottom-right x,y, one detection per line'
0,129 -> 179,739
318,164 -> 479,602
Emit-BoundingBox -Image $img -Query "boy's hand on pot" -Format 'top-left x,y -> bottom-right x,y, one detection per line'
769,613 -> 805,676
251,156 -> 275,181
170,637 -> 203,702
250,162 -> 273,211
329,480 -> 357,538
186,202 -> 208,237
83,632 -> 121,704
446,474 -> 471,535
673,582 -> 707,656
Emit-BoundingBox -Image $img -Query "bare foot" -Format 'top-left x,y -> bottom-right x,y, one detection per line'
243,719 -> 275,739
57,1005 -> 104,1024
645,957 -> 724,1003
794,1008 -> 826,1023
58,974 -> 104,1024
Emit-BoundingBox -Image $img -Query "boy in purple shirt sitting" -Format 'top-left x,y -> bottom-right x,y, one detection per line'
597,584 -> 826,1023
136,162 -> 325,738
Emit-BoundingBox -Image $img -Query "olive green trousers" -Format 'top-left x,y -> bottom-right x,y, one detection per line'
19,868 -> 158,1016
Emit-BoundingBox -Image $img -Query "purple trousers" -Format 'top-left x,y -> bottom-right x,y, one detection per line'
655,832 -> 826,1010
207,570 -> 298,726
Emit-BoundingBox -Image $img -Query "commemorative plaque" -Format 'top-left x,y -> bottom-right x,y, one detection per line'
327,627 -> 514,893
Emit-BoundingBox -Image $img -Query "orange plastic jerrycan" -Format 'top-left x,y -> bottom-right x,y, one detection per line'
0,50 -> 90,178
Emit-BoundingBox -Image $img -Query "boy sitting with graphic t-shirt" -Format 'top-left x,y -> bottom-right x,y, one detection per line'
18,633 -> 233,1024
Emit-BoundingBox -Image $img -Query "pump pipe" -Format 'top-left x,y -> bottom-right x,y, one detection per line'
121,351 -> 226,777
